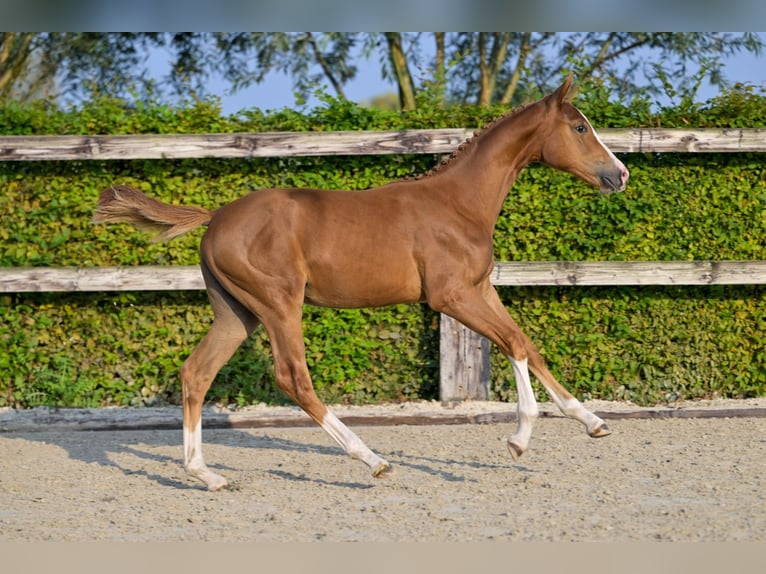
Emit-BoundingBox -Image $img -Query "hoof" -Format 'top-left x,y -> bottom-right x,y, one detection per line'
589,423 -> 612,438
372,463 -> 396,478
186,466 -> 229,492
206,477 -> 230,492
507,440 -> 524,461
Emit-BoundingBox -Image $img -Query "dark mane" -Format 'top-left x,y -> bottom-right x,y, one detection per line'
413,103 -> 531,180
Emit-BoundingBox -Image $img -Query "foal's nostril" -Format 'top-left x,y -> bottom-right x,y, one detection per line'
600,175 -> 618,192
599,164 -> 629,192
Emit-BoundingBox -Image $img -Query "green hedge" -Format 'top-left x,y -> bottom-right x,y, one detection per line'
1,84 -> 765,408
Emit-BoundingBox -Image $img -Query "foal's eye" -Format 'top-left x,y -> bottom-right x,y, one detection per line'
575,124 -> 588,134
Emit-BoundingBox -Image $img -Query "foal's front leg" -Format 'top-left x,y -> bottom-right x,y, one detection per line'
507,356 -> 539,460
525,349 -> 611,439
482,288 -> 611,449
435,281 -> 611,462
506,350 -> 610,460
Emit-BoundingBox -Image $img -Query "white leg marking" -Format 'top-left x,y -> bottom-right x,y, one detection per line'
509,357 -> 539,453
548,393 -> 608,436
320,410 -> 390,475
184,419 -> 228,491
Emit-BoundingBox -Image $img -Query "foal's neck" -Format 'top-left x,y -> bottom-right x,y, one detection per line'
429,101 -> 546,228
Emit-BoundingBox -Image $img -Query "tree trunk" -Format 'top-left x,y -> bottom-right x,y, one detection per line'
384,32 -> 416,110
500,32 -> 531,105
477,32 -> 511,107
478,33 -> 491,107
433,32 -> 445,107
0,33 -> 34,100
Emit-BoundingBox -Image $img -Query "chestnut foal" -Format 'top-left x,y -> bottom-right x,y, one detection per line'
93,75 -> 628,490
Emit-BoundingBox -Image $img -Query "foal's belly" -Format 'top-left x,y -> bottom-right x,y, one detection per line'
303,263 -> 423,309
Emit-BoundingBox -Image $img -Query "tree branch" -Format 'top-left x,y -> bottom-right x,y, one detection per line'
581,35 -> 653,78
501,32 -> 532,105
305,33 -> 347,100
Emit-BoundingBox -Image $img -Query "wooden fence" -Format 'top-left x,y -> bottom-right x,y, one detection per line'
2,128 -> 765,401
1,127 -> 766,161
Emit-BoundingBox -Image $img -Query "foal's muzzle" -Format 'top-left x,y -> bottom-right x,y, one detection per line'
598,164 -> 629,194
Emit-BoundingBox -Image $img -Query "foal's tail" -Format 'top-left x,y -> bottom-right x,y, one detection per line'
92,185 -> 212,242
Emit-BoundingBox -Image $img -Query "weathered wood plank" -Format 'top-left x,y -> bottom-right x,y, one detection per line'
491,260 -> 766,286
5,261 -> 764,405
0,265 -> 204,292
0,130 -> 471,161
0,128 -> 765,161
3,261 -> 766,293
600,127 -> 766,153
439,314 -> 490,402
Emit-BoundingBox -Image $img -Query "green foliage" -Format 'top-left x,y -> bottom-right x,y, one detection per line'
1,85 -> 765,408
490,285 -> 766,406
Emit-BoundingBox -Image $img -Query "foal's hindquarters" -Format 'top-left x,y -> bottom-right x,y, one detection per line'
180,228 -> 397,491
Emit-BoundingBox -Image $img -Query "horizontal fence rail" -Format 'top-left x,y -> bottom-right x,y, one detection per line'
4,261 -> 766,293
1,127 -> 766,161
3,127 -> 766,402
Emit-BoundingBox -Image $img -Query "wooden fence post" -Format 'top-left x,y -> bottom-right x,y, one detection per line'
439,314 -> 491,402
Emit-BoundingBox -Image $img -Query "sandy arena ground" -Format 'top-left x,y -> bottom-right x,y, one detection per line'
0,399 -> 764,542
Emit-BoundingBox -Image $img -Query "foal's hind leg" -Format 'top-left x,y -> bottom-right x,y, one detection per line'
181,265 -> 259,490
259,304 -> 393,477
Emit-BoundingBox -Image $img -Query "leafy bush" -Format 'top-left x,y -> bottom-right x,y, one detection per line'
1,85 -> 765,408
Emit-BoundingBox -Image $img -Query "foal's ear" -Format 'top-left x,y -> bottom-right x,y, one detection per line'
551,74 -> 575,105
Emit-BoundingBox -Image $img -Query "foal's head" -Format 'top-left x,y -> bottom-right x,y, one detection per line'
538,75 -> 629,194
